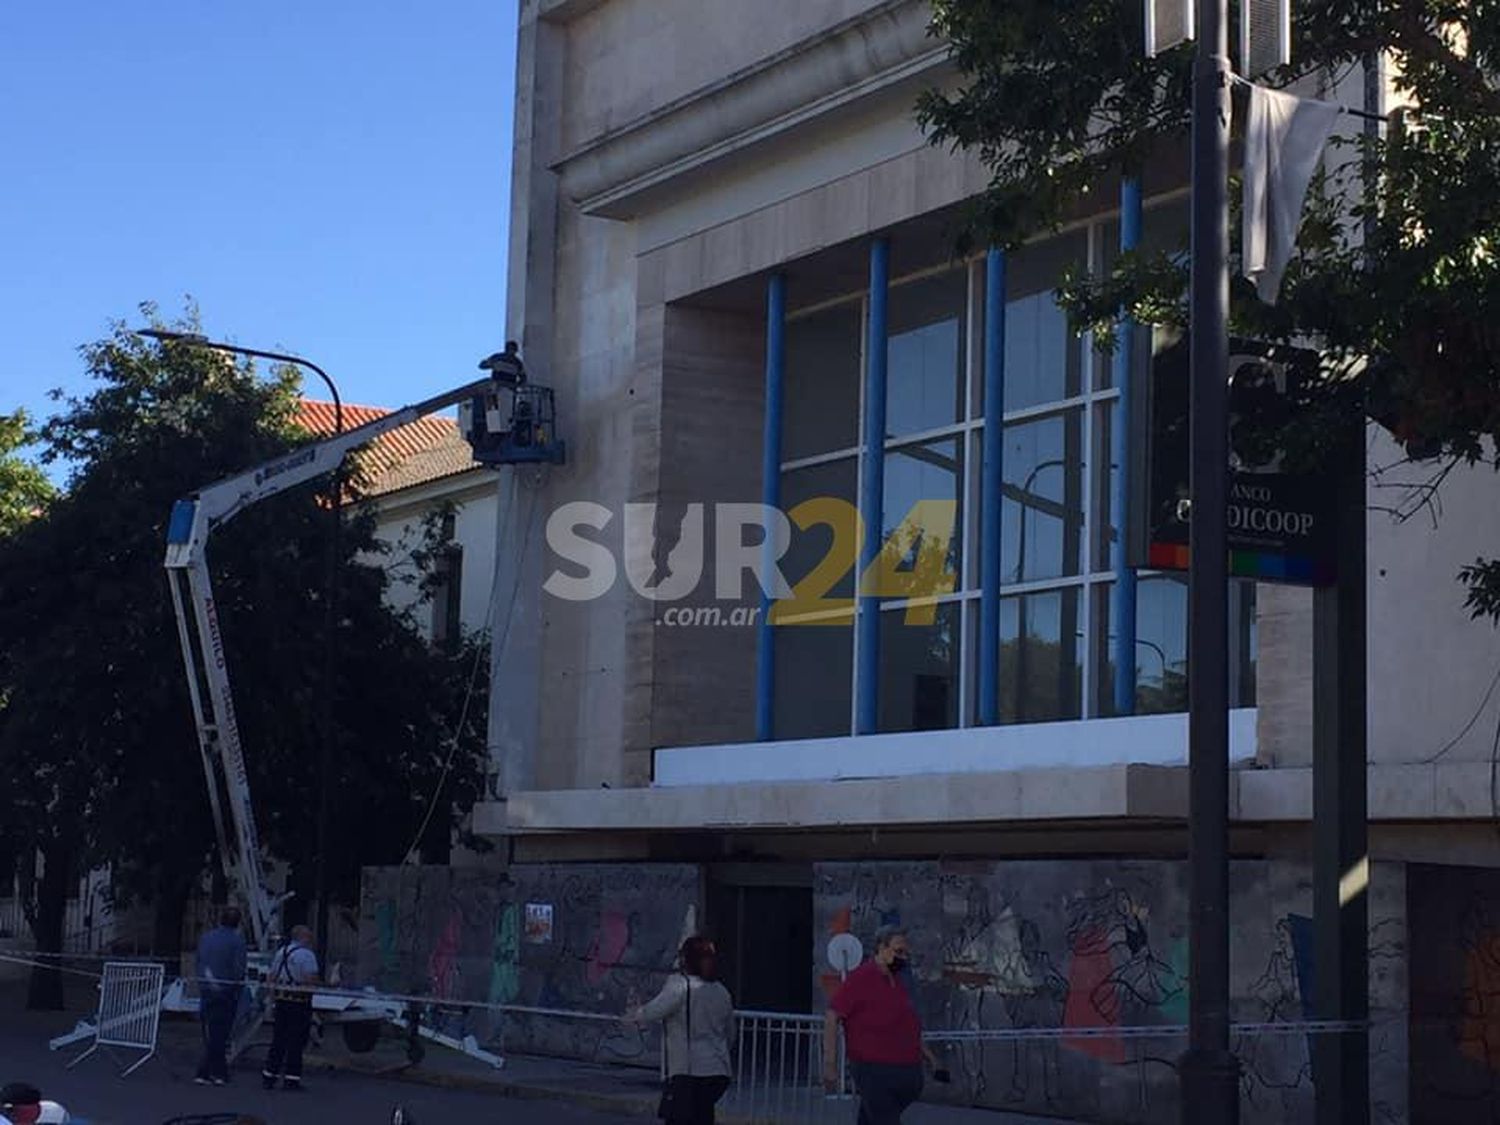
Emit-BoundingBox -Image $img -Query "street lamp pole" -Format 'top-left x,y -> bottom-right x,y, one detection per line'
140,330 -> 343,963
1180,0 -> 1239,1118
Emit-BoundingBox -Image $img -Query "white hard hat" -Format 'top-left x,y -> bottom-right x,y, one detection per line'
37,1102 -> 69,1124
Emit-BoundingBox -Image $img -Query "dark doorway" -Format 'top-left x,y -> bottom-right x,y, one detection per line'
707,869 -> 814,1014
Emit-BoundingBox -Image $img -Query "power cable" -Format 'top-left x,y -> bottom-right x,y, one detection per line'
1420,661 -> 1500,763
401,475 -> 541,864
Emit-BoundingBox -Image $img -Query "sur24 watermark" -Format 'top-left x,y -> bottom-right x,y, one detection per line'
544,498 -> 957,625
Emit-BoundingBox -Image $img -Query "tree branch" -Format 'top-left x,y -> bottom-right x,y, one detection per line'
1392,11 -> 1500,117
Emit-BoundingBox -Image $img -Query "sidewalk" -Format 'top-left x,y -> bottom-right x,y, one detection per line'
2,979 -> 1077,1125
308,1026 -> 1075,1125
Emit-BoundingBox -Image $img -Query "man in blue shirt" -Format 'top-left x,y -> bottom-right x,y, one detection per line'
194,906 -> 248,1086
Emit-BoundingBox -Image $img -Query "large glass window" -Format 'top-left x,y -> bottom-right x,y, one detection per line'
1097,574 -> 1257,716
1132,575 -> 1189,714
774,622 -> 853,739
993,232 -> 1086,412
886,270 -> 966,436
782,302 -> 861,461
774,309 -> 861,737
1000,412 -> 1084,584
997,588 -> 1083,724
781,459 -> 858,601
879,602 -> 960,733
883,438 -> 964,591
766,214 -> 1257,740
1003,293 -> 1080,411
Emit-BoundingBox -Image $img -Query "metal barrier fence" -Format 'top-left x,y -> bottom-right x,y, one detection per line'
0,897 -> 22,940
723,1010 -> 854,1125
68,960 -> 166,1076
433,1002 -> 856,1121
484,1004 -> 854,1123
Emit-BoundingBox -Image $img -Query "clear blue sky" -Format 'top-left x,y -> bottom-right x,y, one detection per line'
1,0 -> 518,453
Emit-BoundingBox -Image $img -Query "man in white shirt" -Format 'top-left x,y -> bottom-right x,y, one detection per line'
261,925 -> 320,1091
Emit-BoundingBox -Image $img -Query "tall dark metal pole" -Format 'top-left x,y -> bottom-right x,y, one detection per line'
314,406 -> 341,966
213,348 -> 342,965
137,330 -> 344,960
1180,0 -> 1239,1118
1310,56 -> 1378,1125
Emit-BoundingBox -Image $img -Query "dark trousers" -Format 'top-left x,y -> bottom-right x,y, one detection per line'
852,1062 -> 923,1125
264,999 -> 313,1083
665,1074 -> 730,1125
196,989 -> 237,1081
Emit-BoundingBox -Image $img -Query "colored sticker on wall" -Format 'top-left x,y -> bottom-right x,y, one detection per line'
489,904 -> 520,1006
1062,927 -> 1125,1063
1161,937 -> 1190,1025
375,899 -> 398,986
525,902 -> 554,944
586,908 -> 631,985
429,907 -> 463,1001
830,907 -> 851,936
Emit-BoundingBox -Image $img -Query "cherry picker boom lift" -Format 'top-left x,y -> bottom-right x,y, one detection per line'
164,376 -> 498,952
116,344 -> 561,1063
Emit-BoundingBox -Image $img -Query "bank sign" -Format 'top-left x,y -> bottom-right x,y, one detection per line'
1141,333 -> 1337,586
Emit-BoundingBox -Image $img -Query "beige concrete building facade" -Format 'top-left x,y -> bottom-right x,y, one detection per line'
460,3 -> 1500,1119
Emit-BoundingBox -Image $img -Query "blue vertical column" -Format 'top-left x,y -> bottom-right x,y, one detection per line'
855,238 -> 890,735
755,273 -> 787,741
1110,178 -> 1142,716
977,248 -> 1008,726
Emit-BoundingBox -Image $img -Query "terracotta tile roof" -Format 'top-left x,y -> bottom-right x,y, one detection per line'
295,398 -> 482,498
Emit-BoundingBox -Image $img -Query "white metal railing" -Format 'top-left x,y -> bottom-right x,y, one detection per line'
422,1001 -> 855,1121
724,1009 -> 853,1125
0,897 -> 23,940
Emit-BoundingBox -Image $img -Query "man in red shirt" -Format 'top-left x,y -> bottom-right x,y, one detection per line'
823,926 -> 939,1124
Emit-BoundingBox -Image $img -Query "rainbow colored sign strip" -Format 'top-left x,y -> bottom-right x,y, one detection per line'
1148,542 -> 1335,585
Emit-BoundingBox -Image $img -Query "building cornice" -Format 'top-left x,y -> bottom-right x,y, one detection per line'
364,467 -> 497,522
537,0 -> 608,22
473,759 -> 1500,837
552,0 -> 947,219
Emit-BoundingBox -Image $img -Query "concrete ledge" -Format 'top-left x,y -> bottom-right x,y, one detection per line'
1233,760 -> 1500,821
476,760 -> 1500,837
476,763 -> 1191,834
654,709 -> 1258,786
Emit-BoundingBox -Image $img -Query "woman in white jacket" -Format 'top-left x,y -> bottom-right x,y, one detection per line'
627,935 -> 734,1125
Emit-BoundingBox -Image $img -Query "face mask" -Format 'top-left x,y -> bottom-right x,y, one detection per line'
889,954 -> 909,974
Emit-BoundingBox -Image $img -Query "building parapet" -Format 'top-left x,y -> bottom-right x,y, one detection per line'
551,0 -> 944,217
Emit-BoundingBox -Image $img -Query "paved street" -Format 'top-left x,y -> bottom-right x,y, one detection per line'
1,1005 -> 643,1125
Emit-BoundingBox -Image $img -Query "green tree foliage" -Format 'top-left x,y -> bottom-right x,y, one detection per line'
0,410 -> 54,536
0,308 -> 487,1005
918,0 -> 1500,617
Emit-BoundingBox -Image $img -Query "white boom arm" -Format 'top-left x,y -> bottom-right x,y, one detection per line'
164,378 -> 501,950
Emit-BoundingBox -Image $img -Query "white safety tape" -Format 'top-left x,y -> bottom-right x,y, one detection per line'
0,952 -> 106,980
1,951 -> 1377,1042
1,951 -> 615,1021
929,1018 -> 1374,1042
